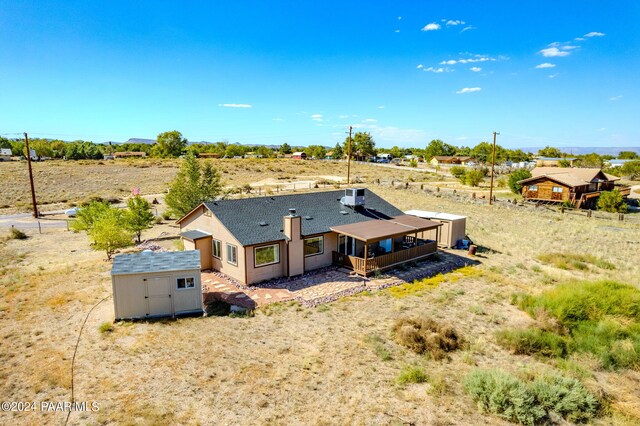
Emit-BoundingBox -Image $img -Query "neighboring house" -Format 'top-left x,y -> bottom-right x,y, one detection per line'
111,250 -> 203,320
518,167 -> 629,209
114,151 -> 147,158
177,189 -> 442,283
535,157 -> 576,167
198,153 -> 221,159
605,159 -> 636,168
430,156 -> 475,167
0,148 -> 12,161
291,152 -> 307,160
245,152 -> 263,159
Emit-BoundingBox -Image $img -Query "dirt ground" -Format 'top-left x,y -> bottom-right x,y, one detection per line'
1,165 -> 639,425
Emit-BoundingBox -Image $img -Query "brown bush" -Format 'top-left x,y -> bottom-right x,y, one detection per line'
392,317 -> 463,360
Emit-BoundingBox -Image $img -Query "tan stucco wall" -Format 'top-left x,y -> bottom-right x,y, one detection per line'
112,269 -> 203,320
245,241 -> 286,284
180,206 -> 246,283
304,232 -> 336,271
195,238 -> 213,269
284,216 -> 304,276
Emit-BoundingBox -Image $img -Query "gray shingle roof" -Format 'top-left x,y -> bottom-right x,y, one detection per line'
111,250 -> 201,276
180,230 -> 211,240
204,189 -> 404,246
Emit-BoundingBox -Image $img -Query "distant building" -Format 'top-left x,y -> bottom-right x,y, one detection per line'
198,153 -> 221,159
535,157 -> 576,167
291,152 -> 307,160
113,151 -> 147,158
0,148 -> 12,161
430,156 -> 476,167
606,159 -> 636,168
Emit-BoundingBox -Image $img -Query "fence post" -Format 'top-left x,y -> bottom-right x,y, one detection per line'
587,210 -> 592,218
38,220 -> 42,234
619,213 -> 624,221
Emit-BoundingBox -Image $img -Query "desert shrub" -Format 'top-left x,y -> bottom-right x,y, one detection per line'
392,316 -> 462,360
514,280 -> 640,370
396,365 -> 428,385
99,322 -> 114,333
536,252 -> 615,271
464,169 -> 485,187
597,189 -> 628,213
497,328 -> 568,358
161,212 -> 172,220
464,369 -> 599,425
9,228 -> 28,240
450,165 -> 466,178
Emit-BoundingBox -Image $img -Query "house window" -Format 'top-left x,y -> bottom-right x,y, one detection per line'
304,236 -> 324,257
226,243 -> 238,266
254,244 -> 280,267
552,186 -> 563,193
176,277 -> 195,290
212,239 -> 222,259
529,185 -> 538,191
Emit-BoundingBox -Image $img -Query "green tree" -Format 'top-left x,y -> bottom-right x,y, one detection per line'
89,209 -> 133,260
125,196 -> 155,243
508,169 -> 532,194
332,142 -> 343,159
155,130 -> 188,158
279,143 -> 292,155
255,146 -> 274,158
165,154 -> 222,217
389,146 -> 404,159
472,141 -> 506,164
70,201 -> 112,232
618,151 -> 638,160
0,137 -> 11,150
597,189 -> 628,213
450,166 -> 466,178
424,139 -> 456,161
305,145 -> 326,159
224,144 -> 245,158
345,132 -> 376,159
619,161 -> 640,180
577,153 -> 603,168
538,146 -> 563,158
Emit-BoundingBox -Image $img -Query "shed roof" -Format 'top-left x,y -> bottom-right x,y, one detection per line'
330,214 -> 441,243
183,189 -> 404,246
180,230 -> 211,241
111,250 -> 201,276
404,210 -> 466,221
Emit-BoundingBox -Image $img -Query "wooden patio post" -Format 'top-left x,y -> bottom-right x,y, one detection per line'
364,243 -> 368,274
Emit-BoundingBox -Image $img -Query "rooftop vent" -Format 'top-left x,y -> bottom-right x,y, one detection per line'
259,221 -> 268,226
288,208 -> 297,216
340,210 -> 349,215
341,188 -> 365,207
304,216 -> 312,220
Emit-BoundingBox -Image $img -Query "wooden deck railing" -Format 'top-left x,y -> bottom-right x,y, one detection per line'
332,241 -> 437,276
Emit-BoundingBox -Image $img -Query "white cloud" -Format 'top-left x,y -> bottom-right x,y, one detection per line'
609,95 -> 623,101
421,23 -> 441,31
561,45 -> 578,50
470,67 -> 482,72
311,114 -> 323,122
584,31 -> 605,38
272,118 -> 283,121
461,25 -> 476,32
456,87 -> 481,94
363,118 -> 378,123
398,16 -> 402,20
218,103 -> 252,108
423,66 -> 451,73
548,74 -> 558,79
535,62 -> 556,69
416,64 -> 424,69
338,115 -> 350,119
446,19 -> 466,26
539,47 -> 570,57
440,56 -> 496,65
395,29 -> 400,33
574,37 -> 585,41
377,105 -> 385,109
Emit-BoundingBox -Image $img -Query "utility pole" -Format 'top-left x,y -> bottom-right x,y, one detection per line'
489,131 -> 499,205
24,132 -> 39,217
346,126 -> 353,185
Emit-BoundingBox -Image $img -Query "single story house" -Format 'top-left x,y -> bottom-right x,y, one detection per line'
111,250 -> 203,320
518,167 -> 628,208
177,189 -> 442,282
430,156 -> 475,167
535,157 -> 576,167
0,148 -> 12,161
114,151 -> 147,158
291,152 -> 307,160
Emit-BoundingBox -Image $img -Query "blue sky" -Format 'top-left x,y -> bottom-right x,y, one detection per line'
1,1 -> 638,149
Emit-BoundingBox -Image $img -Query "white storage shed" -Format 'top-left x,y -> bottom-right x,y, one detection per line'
404,210 -> 467,248
111,250 -> 203,320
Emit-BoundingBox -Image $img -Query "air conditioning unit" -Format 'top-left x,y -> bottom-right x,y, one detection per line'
342,188 -> 365,207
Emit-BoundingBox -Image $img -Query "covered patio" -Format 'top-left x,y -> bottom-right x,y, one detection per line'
330,214 -> 442,276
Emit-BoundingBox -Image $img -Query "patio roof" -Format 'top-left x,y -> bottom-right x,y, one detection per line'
330,214 -> 441,243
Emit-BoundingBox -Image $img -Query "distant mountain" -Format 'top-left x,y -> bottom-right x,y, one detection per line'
125,138 -> 156,145
522,146 -> 640,156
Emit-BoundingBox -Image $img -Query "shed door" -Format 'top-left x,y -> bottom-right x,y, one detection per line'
439,221 -> 451,246
146,277 -> 172,316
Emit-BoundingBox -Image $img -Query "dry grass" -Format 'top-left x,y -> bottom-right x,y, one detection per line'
1,164 -> 639,424
392,317 -> 463,360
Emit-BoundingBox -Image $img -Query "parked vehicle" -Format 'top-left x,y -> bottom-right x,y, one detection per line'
65,207 -> 79,217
